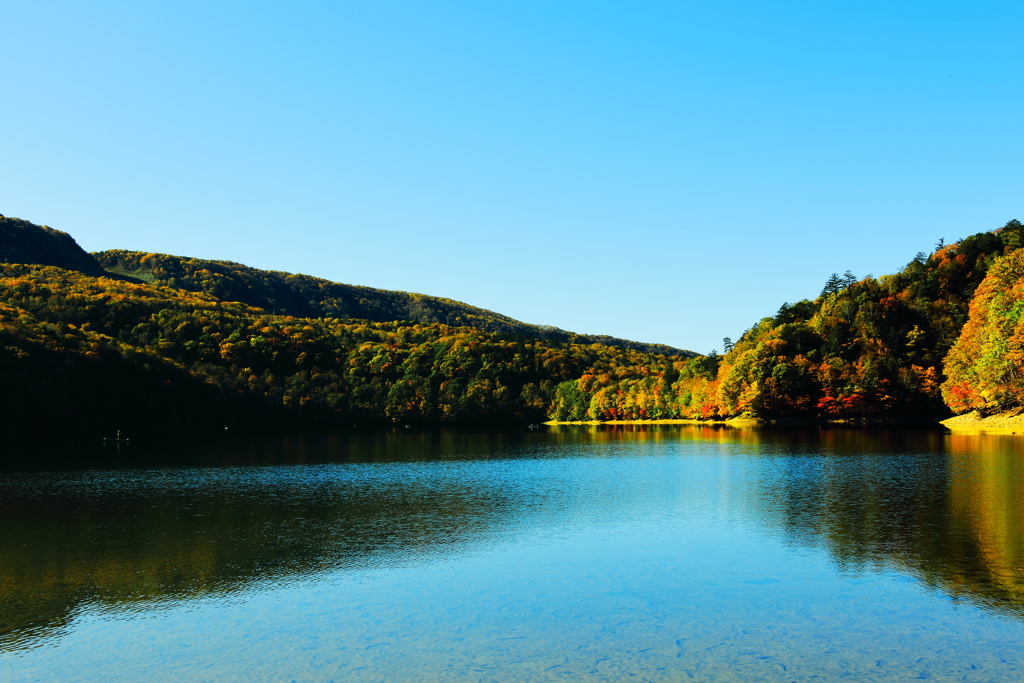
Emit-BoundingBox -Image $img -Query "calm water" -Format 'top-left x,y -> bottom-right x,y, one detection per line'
2,425 -> 1024,682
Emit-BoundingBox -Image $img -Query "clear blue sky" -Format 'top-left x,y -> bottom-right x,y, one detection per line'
2,1 -> 1021,353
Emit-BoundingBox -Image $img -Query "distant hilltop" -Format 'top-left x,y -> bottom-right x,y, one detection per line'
0,215 -> 108,277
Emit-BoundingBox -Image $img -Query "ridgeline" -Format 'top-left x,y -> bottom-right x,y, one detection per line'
94,249 -> 692,356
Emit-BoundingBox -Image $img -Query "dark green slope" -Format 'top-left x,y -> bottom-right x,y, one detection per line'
0,215 -> 108,277
94,249 -> 695,357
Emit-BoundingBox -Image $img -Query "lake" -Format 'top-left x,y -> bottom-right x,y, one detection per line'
2,425 -> 1024,682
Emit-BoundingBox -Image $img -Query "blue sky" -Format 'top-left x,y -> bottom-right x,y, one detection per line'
2,1 -> 1021,353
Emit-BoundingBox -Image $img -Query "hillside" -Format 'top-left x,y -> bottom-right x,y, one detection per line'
0,262 -> 689,429
549,219 -> 1024,421
94,249 -> 695,357
2,213 -> 1022,430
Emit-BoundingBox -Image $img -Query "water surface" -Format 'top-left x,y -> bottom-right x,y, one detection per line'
2,425 -> 1024,681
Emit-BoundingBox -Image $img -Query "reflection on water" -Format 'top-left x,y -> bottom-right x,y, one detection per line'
3,426 -> 1024,680
0,466 -> 518,651
759,431 -> 1024,617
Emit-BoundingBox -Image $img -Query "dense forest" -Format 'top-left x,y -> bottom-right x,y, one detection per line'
940,246 -> 1024,414
1,213 -> 1022,429
549,219 -> 1024,421
0,263 -> 684,428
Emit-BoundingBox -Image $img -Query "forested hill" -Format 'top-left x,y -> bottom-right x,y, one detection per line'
3,213 -> 1023,431
547,219 -> 1024,422
0,215 -> 108,277
93,249 -> 693,357
0,261 -> 693,430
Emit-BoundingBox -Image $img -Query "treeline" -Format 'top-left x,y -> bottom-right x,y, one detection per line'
0,263 -> 687,429
3,216 -> 1024,428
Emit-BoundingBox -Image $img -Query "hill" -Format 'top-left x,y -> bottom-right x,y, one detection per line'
549,219 -> 1024,421
2,212 -> 1022,430
93,249 -> 695,357
0,262 -> 689,429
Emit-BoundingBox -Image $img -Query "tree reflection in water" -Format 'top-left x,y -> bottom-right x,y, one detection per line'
2,426 -> 1024,654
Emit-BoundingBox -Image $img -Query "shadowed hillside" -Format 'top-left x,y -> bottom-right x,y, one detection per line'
0,216 -> 108,277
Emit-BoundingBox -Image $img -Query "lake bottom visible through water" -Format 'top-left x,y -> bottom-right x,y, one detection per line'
2,425 -> 1024,681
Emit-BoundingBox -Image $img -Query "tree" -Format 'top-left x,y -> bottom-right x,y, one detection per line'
941,248 -> 1024,414
821,273 -> 844,298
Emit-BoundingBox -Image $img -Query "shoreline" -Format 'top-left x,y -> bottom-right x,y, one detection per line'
544,418 -> 760,426
545,416 -> 948,428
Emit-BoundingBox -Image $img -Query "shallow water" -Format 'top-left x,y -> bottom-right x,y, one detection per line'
2,425 -> 1024,681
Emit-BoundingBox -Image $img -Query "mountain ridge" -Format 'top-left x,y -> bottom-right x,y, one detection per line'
0,213 -> 695,356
